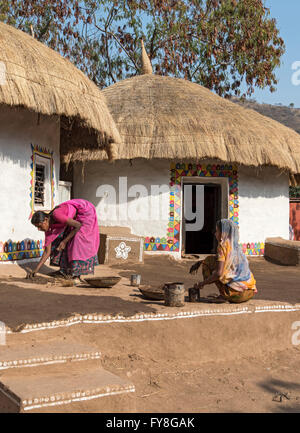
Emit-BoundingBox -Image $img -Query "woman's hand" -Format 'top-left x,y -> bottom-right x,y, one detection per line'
57,240 -> 67,251
194,281 -> 205,290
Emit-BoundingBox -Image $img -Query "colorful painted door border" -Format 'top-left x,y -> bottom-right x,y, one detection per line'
144,162 -> 264,256
144,163 -> 238,253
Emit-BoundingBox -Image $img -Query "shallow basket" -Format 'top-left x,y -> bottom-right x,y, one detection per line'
138,287 -> 164,301
84,276 -> 121,288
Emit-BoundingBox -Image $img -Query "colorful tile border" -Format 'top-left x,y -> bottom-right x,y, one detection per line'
29,144 -> 54,219
241,242 -> 265,256
144,162 -> 239,253
0,239 -> 44,262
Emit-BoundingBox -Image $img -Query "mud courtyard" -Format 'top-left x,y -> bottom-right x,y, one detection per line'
0,256 -> 299,412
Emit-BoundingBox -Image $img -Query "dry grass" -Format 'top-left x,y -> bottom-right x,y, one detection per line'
0,22 -> 121,161
89,74 -> 300,174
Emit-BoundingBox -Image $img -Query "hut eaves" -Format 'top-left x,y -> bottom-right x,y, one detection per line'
0,22 -> 121,161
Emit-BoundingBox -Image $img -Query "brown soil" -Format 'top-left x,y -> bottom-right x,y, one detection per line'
101,348 -> 300,413
112,255 -> 300,304
4,321 -> 300,413
0,256 -> 300,412
21,347 -> 300,413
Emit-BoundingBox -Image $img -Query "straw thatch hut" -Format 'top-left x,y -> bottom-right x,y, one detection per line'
0,22 -> 120,263
72,45 -> 300,258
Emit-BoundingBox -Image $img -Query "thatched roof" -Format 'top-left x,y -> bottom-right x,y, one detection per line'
0,22 -> 121,161
69,51 -> 300,173
100,74 -> 300,174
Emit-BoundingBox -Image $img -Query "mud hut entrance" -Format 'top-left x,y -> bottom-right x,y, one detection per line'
183,182 -> 222,255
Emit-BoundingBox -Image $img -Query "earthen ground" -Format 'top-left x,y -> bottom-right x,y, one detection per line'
0,256 -> 299,412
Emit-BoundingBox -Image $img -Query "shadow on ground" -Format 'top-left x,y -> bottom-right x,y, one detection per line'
112,256 -> 300,304
0,283 -> 157,330
258,378 -> 300,413
17,261 -> 55,275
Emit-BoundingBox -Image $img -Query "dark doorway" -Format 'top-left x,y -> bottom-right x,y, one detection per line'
183,183 -> 221,255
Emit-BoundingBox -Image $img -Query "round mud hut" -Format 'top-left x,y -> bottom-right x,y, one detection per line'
72,45 -> 300,259
0,22 -> 120,263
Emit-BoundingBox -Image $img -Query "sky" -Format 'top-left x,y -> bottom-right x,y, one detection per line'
248,0 -> 300,107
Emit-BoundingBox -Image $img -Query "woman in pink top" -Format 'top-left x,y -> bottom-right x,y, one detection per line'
29,199 -> 100,282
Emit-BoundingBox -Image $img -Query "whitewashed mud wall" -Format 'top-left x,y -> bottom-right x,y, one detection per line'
74,159 -> 290,256
73,158 -> 170,238
0,106 -> 60,262
238,166 -> 289,245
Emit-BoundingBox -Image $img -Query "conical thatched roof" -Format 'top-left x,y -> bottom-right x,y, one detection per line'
72,72 -> 300,174
100,74 -> 300,173
0,22 -> 121,161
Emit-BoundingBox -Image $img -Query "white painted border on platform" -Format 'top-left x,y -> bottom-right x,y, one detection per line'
23,386 -> 135,411
6,303 -> 300,335
0,352 -> 101,370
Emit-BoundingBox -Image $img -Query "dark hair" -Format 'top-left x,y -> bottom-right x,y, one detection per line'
31,211 -> 51,226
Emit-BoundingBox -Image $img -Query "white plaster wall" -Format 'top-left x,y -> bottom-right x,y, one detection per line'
0,106 -> 60,242
238,166 -> 289,243
73,159 -> 170,237
74,159 -> 290,252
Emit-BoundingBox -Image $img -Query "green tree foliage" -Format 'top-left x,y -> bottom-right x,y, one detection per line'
0,0 -> 285,96
290,186 -> 300,199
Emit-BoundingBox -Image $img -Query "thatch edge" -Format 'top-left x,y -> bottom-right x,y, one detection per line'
0,22 -> 121,160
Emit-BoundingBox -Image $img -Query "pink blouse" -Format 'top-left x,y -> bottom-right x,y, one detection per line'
44,199 -> 100,261
44,203 -> 76,247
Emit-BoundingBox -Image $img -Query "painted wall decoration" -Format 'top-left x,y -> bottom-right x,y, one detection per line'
115,242 -> 132,260
241,243 -> 264,256
144,162 -> 264,256
0,239 -> 44,262
29,144 -> 54,219
0,145 -> 54,262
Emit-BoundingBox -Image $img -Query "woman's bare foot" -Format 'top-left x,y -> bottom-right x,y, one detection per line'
72,276 -> 82,286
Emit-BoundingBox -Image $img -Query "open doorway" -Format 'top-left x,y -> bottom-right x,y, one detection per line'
183,182 -> 222,255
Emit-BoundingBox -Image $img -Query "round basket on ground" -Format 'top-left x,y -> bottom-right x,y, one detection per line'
84,276 -> 121,288
138,287 -> 164,301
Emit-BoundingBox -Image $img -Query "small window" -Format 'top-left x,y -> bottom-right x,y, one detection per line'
34,164 -> 45,206
33,154 -> 52,210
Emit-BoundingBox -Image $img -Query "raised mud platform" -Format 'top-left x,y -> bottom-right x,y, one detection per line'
1,299 -> 300,412
0,256 -> 299,412
265,237 -> 300,266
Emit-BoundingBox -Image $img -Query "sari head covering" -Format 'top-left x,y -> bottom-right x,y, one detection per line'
216,219 -> 252,287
